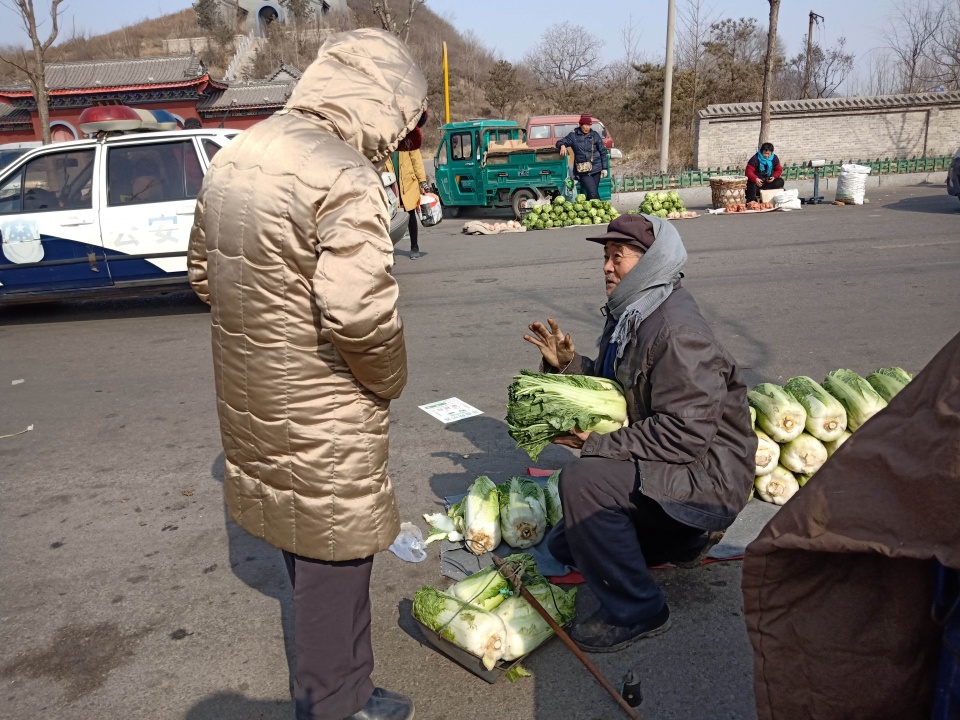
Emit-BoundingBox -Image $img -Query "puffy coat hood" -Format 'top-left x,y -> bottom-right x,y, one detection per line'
285,28 -> 428,164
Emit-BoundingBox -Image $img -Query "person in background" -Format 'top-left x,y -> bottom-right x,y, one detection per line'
387,112 -> 430,259
188,28 -> 426,720
523,214 -> 756,654
745,142 -> 784,203
556,113 -> 608,201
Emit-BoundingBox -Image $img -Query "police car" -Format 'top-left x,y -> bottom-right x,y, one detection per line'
0,106 -> 406,305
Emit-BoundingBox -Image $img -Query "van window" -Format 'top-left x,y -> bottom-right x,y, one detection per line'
107,141 -> 204,206
450,132 -> 472,161
437,139 -> 448,166
554,123 -> 577,138
0,149 -> 95,214
528,125 -> 550,140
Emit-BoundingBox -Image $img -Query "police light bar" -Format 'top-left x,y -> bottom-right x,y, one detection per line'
78,105 -> 141,134
78,106 -> 180,135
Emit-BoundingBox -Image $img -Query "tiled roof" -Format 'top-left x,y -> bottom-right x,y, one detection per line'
196,81 -> 292,111
267,64 -> 303,83
0,102 -> 31,124
0,55 -> 206,93
698,91 -> 960,118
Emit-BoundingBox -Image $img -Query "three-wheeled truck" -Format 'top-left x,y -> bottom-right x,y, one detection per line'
431,119 -> 611,218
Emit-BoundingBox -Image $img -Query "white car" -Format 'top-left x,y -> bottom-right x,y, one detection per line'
0,126 -> 407,304
0,127 -> 240,304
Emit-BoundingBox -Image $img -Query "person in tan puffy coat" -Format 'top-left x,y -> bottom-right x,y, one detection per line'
188,28 -> 426,720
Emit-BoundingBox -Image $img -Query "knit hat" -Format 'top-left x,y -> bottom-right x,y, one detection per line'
579,113 -> 592,126
586,214 -> 656,251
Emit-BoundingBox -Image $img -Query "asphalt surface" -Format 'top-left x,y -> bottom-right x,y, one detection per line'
1,185 -> 958,720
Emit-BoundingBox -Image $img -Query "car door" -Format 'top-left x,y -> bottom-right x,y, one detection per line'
98,139 -> 204,286
0,146 -> 107,295
441,130 -> 479,206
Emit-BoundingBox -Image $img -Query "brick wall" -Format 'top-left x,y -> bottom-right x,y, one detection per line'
694,93 -> 960,170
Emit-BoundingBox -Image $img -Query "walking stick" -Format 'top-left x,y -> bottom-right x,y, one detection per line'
490,554 -> 643,720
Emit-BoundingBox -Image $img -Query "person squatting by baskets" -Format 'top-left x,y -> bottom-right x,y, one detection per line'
556,113 -> 609,201
745,142 -> 785,203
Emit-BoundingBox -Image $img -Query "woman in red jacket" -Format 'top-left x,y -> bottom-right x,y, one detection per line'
745,142 -> 784,202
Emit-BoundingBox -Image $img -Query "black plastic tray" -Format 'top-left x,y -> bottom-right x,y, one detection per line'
415,618 -> 532,684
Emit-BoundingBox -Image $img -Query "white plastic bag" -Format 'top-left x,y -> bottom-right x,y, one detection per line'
836,164 -> 871,205
773,188 -> 801,211
389,522 -> 427,563
416,193 -> 443,226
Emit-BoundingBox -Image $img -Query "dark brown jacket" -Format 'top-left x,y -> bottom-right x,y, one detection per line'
742,330 -> 960,720
559,283 -> 756,530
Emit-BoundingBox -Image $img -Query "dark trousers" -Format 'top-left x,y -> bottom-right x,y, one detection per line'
745,176 -> 784,203
282,551 -> 375,720
577,172 -> 601,200
547,457 -> 705,626
406,210 -> 419,250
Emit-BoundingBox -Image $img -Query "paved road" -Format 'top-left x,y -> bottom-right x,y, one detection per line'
1,186 -> 957,720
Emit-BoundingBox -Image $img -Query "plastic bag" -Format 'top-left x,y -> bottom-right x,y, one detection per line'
773,188 -> 801,211
416,193 -> 443,227
389,522 -> 427,563
836,164 -> 871,205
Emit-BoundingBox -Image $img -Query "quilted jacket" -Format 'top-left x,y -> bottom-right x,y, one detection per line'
188,29 -> 428,561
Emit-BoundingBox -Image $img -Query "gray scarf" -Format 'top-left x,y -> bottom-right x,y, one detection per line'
605,215 -> 688,360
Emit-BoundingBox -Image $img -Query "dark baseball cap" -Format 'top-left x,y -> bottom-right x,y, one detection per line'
586,213 -> 656,251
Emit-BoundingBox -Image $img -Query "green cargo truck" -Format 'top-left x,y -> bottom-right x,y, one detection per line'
432,119 -> 610,218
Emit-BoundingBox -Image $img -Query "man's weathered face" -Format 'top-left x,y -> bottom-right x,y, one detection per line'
603,241 -> 643,296
580,122 -> 592,133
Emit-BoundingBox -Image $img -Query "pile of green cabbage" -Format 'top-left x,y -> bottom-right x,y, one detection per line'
638,190 -> 686,218
424,471 -> 564,555
521,194 -> 619,230
506,370 -> 628,462
412,553 -> 577,672
749,367 -> 911,505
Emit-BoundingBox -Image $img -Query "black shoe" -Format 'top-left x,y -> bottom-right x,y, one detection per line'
569,604 -> 671,653
670,530 -> 725,569
343,688 -> 414,720
409,249 -> 421,260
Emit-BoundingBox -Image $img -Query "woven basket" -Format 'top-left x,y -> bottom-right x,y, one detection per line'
709,176 -> 747,209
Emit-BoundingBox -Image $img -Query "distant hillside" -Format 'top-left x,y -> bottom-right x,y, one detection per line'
0,3 -> 502,132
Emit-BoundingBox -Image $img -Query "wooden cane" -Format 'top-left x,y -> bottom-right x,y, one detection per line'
490,554 -> 643,720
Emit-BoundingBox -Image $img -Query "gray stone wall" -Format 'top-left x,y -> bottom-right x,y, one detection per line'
694,93 -> 960,169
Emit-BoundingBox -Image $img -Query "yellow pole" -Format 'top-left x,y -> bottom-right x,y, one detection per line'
442,41 -> 451,124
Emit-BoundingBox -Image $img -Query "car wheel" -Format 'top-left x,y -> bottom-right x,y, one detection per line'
512,189 -> 535,220
445,205 -> 460,218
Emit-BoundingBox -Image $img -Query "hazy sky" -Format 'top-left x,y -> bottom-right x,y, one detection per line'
0,0 -> 897,87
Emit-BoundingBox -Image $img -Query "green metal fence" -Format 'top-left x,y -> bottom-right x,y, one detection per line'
612,155 -> 955,193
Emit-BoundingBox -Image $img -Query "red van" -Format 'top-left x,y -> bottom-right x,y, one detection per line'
525,114 -> 617,154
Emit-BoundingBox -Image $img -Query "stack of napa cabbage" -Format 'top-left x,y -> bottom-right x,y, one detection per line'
748,367 -> 911,505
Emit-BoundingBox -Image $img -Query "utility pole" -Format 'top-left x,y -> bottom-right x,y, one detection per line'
659,0 -> 676,174
758,0 -> 781,146
802,11 -> 824,99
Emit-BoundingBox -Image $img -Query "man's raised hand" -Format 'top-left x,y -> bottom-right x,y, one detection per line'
524,318 -> 575,369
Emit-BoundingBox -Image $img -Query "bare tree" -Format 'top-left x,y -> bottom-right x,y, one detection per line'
759,0 -> 780,145
926,0 -> 960,89
524,22 -> 604,88
676,0 -> 717,135
0,0 -> 66,144
882,0 -> 942,92
785,36 -> 855,98
370,0 -> 424,43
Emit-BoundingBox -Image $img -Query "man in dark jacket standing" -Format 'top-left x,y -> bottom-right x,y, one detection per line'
523,213 -> 756,653
556,113 -> 608,200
